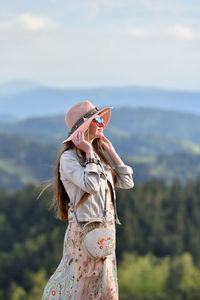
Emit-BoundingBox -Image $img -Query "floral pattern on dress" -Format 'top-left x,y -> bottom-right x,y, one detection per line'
41,187 -> 118,300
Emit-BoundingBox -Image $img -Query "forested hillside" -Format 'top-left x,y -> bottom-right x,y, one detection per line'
1,175 -> 200,299
1,128 -> 200,190
1,107 -> 200,145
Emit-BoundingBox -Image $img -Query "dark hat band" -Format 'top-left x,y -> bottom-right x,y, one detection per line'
68,106 -> 100,137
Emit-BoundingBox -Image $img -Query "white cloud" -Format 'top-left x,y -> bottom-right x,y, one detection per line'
15,13 -> 58,31
169,24 -> 199,40
124,27 -> 145,37
0,13 -> 59,31
0,1 -> 200,90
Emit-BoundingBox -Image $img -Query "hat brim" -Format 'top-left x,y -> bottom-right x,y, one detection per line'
61,106 -> 113,144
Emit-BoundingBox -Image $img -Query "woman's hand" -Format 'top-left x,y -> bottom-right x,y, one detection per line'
72,131 -> 92,153
101,134 -> 115,154
102,134 -> 125,165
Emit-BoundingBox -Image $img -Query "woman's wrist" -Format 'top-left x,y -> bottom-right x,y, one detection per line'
105,146 -> 115,155
107,148 -> 125,166
86,149 -> 95,159
85,149 -> 98,169
85,157 -> 99,166
85,148 -> 97,167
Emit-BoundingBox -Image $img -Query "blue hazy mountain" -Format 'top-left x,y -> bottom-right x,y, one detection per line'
0,80 -> 199,119
0,80 -> 42,96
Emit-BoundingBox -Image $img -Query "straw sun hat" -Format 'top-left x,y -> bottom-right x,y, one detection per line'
62,100 -> 113,144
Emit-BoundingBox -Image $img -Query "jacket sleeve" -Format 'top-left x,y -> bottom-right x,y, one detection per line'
59,150 -> 100,194
113,164 -> 134,189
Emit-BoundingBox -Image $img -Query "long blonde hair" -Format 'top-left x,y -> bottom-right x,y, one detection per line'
37,126 -> 117,221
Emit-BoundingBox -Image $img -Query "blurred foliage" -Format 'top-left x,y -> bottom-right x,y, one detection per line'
118,252 -> 200,300
1,175 -> 200,299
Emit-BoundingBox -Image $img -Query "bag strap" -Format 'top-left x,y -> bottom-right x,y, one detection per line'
72,159 -> 110,232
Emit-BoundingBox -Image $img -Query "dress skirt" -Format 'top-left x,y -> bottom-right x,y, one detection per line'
41,189 -> 119,300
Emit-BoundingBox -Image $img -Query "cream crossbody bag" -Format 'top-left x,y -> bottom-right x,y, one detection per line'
72,186 -> 115,260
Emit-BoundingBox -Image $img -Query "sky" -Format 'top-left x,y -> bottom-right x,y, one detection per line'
0,0 -> 200,91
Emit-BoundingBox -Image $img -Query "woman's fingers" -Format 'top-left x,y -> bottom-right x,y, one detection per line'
72,131 -> 86,147
80,131 -> 84,140
78,131 -> 81,141
73,132 -> 80,143
76,131 -> 84,142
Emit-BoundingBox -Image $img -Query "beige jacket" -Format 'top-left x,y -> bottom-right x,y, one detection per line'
59,147 -> 134,225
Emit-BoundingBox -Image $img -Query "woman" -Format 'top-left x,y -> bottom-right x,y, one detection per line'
41,100 -> 134,300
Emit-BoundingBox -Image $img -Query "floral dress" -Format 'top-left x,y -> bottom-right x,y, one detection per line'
41,185 -> 118,300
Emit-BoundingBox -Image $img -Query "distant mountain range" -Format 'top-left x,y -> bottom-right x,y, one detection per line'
0,80 -> 200,119
0,80 -> 42,96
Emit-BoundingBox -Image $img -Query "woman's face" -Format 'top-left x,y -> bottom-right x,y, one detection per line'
87,115 -> 104,142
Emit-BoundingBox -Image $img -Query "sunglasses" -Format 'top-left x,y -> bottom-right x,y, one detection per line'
92,116 -> 105,127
